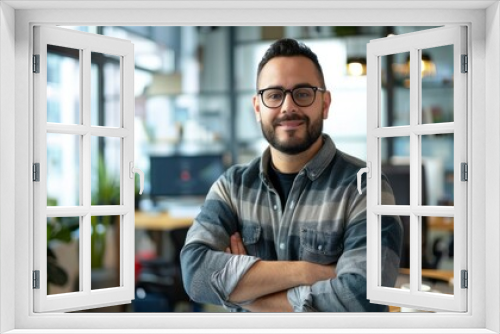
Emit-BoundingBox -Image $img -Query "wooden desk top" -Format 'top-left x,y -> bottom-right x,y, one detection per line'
399,268 -> 454,284
427,216 -> 454,232
135,211 -> 194,231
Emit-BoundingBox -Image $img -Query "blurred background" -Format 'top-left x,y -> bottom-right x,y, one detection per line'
45,26 -> 456,313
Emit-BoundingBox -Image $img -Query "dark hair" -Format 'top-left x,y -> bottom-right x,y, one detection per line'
256,38 -> 325,89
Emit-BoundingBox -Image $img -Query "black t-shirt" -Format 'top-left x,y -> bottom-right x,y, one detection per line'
267,162 -> 298,208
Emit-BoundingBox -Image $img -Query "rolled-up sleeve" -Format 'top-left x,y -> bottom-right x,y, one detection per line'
180,175 -> 260,309
287,174 -> 403,312
181,242 -> 260,309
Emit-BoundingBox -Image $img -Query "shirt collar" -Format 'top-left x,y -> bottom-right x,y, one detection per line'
259,134 -> 337,183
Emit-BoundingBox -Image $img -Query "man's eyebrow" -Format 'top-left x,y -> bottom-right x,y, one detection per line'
293,83 -> 316,88
260,83 -> 316,90
260,85 -> 284,90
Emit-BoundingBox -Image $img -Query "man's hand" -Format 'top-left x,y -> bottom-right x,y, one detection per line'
225,232 -> 247,255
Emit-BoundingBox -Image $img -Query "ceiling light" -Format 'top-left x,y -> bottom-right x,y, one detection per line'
346,57 -> 367,76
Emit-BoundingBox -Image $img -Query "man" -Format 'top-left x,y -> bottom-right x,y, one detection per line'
180,38 -> 402,312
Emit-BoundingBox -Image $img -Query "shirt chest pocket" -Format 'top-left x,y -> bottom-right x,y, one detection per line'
240,223 -> 261,256
299,228 -> 343,265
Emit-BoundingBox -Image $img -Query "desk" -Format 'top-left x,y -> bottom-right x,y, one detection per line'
135,211 -> 194,231
135,211 -> 195,259
399,268 -> 454,284
427,216 -> 454,232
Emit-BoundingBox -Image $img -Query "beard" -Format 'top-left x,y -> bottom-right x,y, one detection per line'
261,112 -> 323,155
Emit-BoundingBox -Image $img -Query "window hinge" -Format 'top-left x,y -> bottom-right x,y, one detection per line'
461,54 -> 468,73
461,270 -> 468,289
33,54 -> 40,73
33,270 -> 40,289
33,163 -> 40,182
461,162 -> 468,181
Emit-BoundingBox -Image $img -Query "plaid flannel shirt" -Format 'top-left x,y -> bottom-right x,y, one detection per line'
180,135 -> 402,312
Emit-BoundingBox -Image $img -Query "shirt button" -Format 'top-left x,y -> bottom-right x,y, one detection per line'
279,243 -> 286,250
318,245 -> 323,251
273,205 -> 278,210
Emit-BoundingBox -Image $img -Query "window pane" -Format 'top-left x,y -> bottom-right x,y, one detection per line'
91,136 -> 121,206
421,45 -> 454,124
91,53 -> 121,127
47,133 -> 80,206
47,216 -> 80,295
422,216 -> 454,295
91,215 -> 121,290
381,215 -> 409,289
381,52 -> 410,127
381,136 -> 410,205
47,45 -> 80,124
422,134 -> 454,206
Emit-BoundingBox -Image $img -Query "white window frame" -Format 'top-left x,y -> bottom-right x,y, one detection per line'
33,25 -> 136,312
1,1 -> 499,333
366,26 -> 468,312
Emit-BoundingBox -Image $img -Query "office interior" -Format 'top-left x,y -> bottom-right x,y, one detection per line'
46,26 -> 455,313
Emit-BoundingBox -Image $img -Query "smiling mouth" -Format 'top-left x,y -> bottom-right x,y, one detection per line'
277,120 -> 305,129
274,114 -> 308,129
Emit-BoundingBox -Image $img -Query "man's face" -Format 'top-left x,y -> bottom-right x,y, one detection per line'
253,56 -> 331,155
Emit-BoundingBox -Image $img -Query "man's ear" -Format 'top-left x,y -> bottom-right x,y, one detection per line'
322,90 -> 332,119
253,95 -> 262,122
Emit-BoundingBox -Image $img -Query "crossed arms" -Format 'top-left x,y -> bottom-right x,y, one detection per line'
225,233 -> 336,312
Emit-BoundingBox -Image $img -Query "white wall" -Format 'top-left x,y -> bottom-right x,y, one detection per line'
0,1 -> 16,333
485,2 -> 500,333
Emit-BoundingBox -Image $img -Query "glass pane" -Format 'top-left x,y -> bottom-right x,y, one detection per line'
91,215 -> 121,290
421,216 -> 454,295
422,134 -> 454,206
47,45 -> 80,124
381,215 -> 408,289
47,133 -> 80,206
91,52 -> 121,127
91,136 -> 121,206
47,216 -> 80,295
421,45 -> 454,124
381,136 -> 410,205
380,51 -> 410,127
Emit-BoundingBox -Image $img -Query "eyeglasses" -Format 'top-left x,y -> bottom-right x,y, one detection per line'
257,86 -> 326,108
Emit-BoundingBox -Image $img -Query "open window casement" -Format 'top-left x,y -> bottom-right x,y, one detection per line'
33,26 -> 140,312
365,26 -> 467,312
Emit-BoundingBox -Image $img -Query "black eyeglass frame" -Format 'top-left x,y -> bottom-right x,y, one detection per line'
257,86 -> 326,108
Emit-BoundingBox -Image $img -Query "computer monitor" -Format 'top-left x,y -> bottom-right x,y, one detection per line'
149,154 -> 226,198
381,164 -> 427,206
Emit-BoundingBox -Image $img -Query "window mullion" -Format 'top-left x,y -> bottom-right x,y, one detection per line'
45,205 -> 129,217
409,47 -> 421,295
81,47 -> 92,295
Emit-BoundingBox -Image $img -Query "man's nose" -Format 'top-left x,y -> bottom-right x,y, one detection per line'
280,92 -> 297,113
